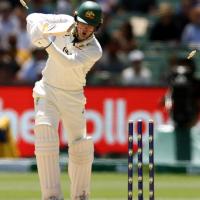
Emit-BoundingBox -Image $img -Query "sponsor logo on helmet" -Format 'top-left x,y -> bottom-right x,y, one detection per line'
85,11 -> 95,19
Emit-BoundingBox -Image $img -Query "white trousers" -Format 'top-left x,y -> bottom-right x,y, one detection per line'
33,80 -> 87,144
33,80 -> 93,200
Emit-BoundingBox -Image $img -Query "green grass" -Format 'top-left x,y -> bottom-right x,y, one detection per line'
0,172 -> 200,199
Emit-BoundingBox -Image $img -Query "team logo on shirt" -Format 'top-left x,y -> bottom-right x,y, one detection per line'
63,47 -> 72,55
85,11 -> 95,19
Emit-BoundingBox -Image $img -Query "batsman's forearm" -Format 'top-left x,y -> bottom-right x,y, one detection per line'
27,13 -> 74,37
28,13 -> 73,24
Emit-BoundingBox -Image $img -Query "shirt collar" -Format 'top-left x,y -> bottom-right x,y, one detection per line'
74,34 -> 94,48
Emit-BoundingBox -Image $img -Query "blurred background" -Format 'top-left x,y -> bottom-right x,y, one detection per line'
0,0 -> 200,199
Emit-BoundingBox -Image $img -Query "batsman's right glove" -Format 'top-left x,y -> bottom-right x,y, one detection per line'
30,23 -> 52,48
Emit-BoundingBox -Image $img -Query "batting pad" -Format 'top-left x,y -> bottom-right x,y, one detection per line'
68,137 -> 94,200
34,125 -> 63,200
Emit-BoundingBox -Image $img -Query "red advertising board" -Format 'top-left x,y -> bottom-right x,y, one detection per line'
0,86 -> 168,157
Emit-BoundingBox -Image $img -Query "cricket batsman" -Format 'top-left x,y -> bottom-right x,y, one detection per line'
26,1 -> 103,199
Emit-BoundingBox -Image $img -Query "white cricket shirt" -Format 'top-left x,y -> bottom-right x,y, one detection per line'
26,13 -> 102,91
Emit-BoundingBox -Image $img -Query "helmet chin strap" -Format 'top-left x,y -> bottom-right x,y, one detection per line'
72,24 -> 79,44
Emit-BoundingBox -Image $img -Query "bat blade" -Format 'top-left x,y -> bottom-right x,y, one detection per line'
187,50 -> 197,59
20,0 -> 29,9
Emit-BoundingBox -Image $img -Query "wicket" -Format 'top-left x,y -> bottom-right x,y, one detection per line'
128,120 -> 154,200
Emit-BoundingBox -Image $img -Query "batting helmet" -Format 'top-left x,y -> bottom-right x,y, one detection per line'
75,1 -> 103,27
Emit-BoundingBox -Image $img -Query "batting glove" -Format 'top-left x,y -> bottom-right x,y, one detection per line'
30,23 -> 52,48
